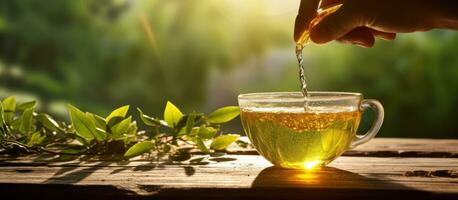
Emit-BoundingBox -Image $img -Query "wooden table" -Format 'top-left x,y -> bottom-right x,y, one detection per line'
0,138 -> 457,200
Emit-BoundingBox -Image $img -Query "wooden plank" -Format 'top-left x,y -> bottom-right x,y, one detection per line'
0,138 -> 457,199
224,138 -> 458,157
353,138 -> 458,152
0,155 -> 457,199
348,138 -> 458,157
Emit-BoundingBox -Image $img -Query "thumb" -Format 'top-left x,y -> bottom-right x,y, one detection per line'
309,6 -> 361,44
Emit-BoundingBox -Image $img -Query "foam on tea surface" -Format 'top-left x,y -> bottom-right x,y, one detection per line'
240,106 -> 361,169
242,106 -> 356,113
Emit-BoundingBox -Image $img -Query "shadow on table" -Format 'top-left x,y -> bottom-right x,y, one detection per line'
41,154 -> 131,184
2,154 -> 456,200
250,166 -> 451,200
40,154 -> 237,184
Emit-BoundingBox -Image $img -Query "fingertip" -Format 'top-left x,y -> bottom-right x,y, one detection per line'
372,30 -> 396,41
309,27 -> 331,44
336,27 -> 375,48
382,33 -> 396,41
308,7 -> 356,44
337,38 -> 374,48
355,40 -> 374,48
358,34 -> 375,48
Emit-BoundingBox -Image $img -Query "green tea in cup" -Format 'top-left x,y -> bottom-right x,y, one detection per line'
239,92 -> 384,169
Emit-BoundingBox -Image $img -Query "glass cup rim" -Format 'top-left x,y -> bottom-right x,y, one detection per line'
238,91 -> 362,103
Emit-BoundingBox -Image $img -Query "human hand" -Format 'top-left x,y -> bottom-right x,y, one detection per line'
294,0 -> 458,47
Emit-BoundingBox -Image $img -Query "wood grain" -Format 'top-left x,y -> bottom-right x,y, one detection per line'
0,138 -> 457,199
0,155 -> 457,198
223,137 -> 458,157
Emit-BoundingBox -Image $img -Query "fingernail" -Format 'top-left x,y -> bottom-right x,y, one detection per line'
352,41 -> 371,48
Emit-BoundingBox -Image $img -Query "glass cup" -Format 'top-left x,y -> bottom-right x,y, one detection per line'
238,92 -> 384,169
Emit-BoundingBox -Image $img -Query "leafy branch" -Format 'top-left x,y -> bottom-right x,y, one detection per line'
0,96 -> 242,161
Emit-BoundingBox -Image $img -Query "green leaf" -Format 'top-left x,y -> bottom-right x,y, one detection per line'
92,114 -> 107,130
210,134 -> 240,150
235,140 -> 249,148
10,118 -> 21,131
86,113 -> 107,142
19,106 -> 35,135
37,113 -> 61,132
188,127 -> 200,137
111,116 -> 132,140
124,141 -> 155,158
185,112 -> 196,134
2,96 -> 16,111
198,126 -> 218,139
138,108 -> 164,127
75,135 -> 90,147
17,100 -> 36,111
106,105 -> 129,127
67,104 -> 95,142
164,101 -> 183,128
27,131 -> 46,147
126,121 -> 137,135
174,115 -> 190,131
176,127 -> 187,137
2,96 -> 16,123
137,108 -> 154,126
207,106 -> 240,124
67,105 -> 107,142
196,137 -> 210,153
95,127 -> 108,141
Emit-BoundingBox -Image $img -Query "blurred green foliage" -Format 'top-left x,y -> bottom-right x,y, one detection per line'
0,0 -> 457,138
0,0 -> 281,114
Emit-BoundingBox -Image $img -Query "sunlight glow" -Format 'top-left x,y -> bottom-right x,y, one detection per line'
139,14 -> 161,63
302,160 -> 321,170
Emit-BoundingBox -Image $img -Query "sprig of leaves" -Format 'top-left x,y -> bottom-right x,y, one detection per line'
0,97 -> 242,161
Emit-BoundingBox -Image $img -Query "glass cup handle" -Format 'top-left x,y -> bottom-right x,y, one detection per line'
350,99 -> 384,149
